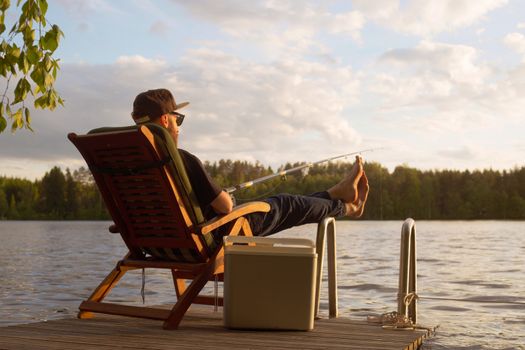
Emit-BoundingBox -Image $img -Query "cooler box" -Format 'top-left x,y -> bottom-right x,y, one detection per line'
223,236 -> 317,330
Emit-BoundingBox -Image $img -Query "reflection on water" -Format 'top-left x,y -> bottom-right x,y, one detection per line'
0,220 -> 524,349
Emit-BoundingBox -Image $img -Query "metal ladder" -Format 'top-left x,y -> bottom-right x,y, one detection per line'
398,218 -> 418,324
313,217 -> 418,323
314,217 -> 338,318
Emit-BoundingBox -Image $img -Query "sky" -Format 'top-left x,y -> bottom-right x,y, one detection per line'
1,0 -> 524,180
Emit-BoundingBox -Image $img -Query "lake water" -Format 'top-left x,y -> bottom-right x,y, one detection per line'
0,220 -> 524,349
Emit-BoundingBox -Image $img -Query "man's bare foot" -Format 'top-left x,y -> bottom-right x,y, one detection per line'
345,173 -> 369,218
327,155 -> 364,203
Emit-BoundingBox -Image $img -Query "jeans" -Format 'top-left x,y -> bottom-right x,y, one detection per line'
246,191 -> 347,236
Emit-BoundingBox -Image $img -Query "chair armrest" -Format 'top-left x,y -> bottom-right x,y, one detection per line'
199,201 -> 270,234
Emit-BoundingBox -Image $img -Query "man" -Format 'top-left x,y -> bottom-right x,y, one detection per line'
131,88 -> 369,237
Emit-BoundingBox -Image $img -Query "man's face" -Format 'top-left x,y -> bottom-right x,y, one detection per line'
166,113 -> 180,146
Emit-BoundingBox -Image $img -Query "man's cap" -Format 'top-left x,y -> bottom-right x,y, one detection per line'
131,88 -> 189,124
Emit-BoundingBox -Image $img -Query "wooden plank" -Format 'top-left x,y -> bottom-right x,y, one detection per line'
1,325 -> 400,350
0,306 -> 433,350
121,258 -> 205,270
79,301 -> 171,320
0,335 -> 132,350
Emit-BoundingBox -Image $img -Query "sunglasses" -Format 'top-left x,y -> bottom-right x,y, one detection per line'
168,111 -> 185,126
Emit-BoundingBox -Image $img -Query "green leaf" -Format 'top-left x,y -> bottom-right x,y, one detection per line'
43,55 -> 52,71
13,78 -> 26,104
12,77 -> 32,104
38,0 -> 47,17
30,66 -> 44,86
24,106 -> 31,125
0,0 -> 11,12
0,60 -> 6,77
11,108 -> 23,132
17,51 -> 30,74
0,0 -> 64,132
26,45 -> 40,64
21,0 -> 28,14
0,102 -> 4,132
48,36 -> 58,52
34,94 -> 46,109
12,46 -> 21,58
48,90 -> 56,110
22,27 -> 35,44
52,24 -> 64,38
0,115 -> 6,132
44,71 -> 53,86
16,111 -> 23,128
6,47 -> 21,69
42,31 -> 58,52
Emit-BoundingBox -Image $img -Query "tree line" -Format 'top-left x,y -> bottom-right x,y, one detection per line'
1,161 -> 524,220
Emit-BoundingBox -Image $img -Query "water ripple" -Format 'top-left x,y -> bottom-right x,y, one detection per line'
1,220 -> 524,350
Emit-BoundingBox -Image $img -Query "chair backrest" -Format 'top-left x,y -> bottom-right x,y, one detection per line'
68,124 -> 217,262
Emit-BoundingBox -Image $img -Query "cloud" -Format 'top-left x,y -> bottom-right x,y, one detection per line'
173,0 -> 364,34
55,0 -> 121,17
0,52 -> 362,177
351,0 -> 399,20
170,0 -> 364,55
504,32 -> 525,57
374,40 -> 490,110
171,48 -> 362,164
364,38 -> 525,144
437,145 -> 480,160
115,55 -> 168,73
149,20 -> 172,36
354,0 -> 507,36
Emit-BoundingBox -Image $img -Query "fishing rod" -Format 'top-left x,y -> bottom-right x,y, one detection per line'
225,147 -> 383,194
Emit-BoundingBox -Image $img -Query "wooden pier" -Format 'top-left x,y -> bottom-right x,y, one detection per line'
0,306 -> 432,350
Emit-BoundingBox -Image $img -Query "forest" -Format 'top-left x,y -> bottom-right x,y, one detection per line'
1,160 -> 524,220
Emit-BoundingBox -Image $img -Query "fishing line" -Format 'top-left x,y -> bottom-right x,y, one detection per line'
226,147 -> 384,194
234,180 -> 284,202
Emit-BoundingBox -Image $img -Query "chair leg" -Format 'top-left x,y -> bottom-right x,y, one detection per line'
78,257 -> 132,319
163,254 -> 219,329
172,271 -> 187,298
163,217 -> 256,329
241,218 -> 254,237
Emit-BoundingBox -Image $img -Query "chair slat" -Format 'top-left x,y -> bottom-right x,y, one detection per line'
126,208 -> 173,216
135,237 -> 196,248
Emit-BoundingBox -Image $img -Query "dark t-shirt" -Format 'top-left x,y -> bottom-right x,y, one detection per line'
179,149 -> 222,219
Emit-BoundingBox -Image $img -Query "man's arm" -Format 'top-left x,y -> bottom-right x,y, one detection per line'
210,190 -> 233,214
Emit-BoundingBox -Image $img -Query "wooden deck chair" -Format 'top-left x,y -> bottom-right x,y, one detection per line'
68,124 -> 270,329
